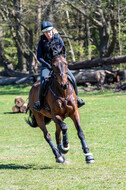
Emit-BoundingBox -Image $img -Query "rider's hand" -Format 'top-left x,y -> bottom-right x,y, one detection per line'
47,61 -> 52,70
47,62 -> 52,70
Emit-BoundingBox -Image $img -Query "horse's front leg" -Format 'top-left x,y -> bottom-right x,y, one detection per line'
43,130 -> 64,163
35,113 -> 64,163
70,110 -> 94,164
54,115 -> 70,154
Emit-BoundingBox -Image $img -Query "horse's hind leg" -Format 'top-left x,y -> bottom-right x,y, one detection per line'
35,113 -> 64,163
55,124 -> 65,160
70,111 -> 94,164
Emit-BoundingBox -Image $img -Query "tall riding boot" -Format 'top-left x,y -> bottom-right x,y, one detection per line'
32,86 -> 45,111
74,81 -> 86,108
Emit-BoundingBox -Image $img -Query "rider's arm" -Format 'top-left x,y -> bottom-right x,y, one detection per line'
37,40 -> 51,69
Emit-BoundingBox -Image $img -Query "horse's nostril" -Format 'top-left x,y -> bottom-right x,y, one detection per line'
61,83 -> 68,90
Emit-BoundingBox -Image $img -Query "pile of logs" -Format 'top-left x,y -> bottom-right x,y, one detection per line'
115,82 -> 126,91
12,96 -> 28,113
73,68 -> 126,87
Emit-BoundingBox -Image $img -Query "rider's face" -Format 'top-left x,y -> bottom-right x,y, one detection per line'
44,30 -> 53,41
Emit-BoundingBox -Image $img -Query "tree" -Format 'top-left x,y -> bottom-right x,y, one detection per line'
62,0 -> 118,58
0,0 -> 38,73
0,0 -> 126,77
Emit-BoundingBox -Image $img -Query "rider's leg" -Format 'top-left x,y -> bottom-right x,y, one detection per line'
32,67 -> 50,111
67,69 -> 85,108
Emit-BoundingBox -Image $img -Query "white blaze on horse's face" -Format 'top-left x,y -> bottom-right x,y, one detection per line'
53,56 -> 68,90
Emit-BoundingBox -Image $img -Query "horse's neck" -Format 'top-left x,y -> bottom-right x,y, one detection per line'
52,80 -> 68,98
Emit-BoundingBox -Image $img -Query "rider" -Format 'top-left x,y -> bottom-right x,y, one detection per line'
33,21 -> 85,111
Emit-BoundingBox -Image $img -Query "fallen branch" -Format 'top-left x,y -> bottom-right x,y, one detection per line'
0,76 -> 33,85
68,55 -> 126,70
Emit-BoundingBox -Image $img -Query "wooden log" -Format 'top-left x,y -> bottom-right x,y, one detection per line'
120,83 -> 126,90
68,55 -> 126,70
73,69 -> 106,85
15,96 -> 25,107
20,103 -> 28,113
12,105 -> 20,113
118,70 -> 126,81
0,76 -> 33,85
0,77 -> 21,85
115,82 -> 126,91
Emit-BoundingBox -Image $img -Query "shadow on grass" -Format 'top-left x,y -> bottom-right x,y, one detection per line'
4,112 -> 24,114
0,164 -> 64,170
0,164 -> 33,170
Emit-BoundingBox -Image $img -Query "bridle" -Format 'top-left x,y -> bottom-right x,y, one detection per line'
52,55 -> 69,90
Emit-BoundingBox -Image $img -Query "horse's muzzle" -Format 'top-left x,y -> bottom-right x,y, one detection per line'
61,82 -> 69,90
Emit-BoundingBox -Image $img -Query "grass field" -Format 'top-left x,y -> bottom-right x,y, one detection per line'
0,85 -> 126,190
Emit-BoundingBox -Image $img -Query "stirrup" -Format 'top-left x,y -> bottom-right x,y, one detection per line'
32,101 -> 41,111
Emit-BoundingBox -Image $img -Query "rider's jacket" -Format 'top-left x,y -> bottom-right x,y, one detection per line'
37,34 -> 65,69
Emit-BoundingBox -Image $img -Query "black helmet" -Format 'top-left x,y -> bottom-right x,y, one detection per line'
41,21 -> 53,32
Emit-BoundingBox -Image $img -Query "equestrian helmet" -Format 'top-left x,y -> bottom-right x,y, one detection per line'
41,21 -> 53,32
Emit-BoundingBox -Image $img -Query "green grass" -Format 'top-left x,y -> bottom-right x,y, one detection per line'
0,85 -> 126,190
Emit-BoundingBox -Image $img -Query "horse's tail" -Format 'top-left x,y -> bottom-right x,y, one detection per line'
25,104 -> 38,128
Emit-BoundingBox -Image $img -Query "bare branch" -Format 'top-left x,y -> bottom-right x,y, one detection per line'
62,0 -> 103,27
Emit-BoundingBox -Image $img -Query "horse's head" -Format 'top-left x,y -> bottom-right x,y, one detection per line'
52,55 -> 69,90
49,43 -> 68,90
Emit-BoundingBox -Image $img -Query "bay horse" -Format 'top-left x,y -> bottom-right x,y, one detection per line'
26,48 -> 94,164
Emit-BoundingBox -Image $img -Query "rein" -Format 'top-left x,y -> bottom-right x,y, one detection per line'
52,55 -> 68,87
49,54 -> 72,104
49,84 -> 73,106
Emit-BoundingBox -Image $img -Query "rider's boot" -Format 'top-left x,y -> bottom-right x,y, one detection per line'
74,81 -> 86,108
32,86 -> 44,111
77,96 -> 86,108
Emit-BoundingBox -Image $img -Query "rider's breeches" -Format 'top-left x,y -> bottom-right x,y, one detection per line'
40,66 -> 50,88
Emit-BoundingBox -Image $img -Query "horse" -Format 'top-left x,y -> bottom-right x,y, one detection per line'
26,48 -> 94,164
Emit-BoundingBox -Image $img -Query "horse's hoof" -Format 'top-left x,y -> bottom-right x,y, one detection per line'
85,153 -> 95,164
63,159 -> 70,165
60,144 -> 70,154
56,156 -> 65,163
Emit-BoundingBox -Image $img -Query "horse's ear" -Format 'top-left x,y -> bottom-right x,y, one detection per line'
61,46 -> 66,55
49,47 -> 54,59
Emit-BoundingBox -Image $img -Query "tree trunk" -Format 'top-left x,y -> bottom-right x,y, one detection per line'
36,0 -> 42,41
117,0 -> 122,56
84,13 -> 91,60
65,10 -> 75,61
14,0 -> 24,71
